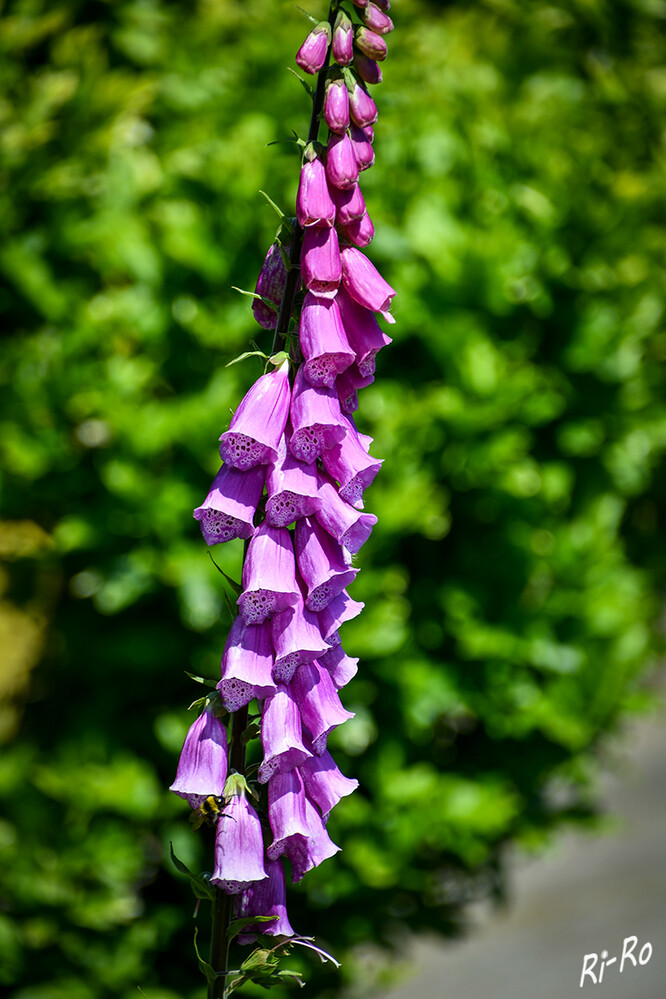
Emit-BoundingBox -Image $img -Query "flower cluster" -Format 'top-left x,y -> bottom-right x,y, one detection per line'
172,0 -> 395,949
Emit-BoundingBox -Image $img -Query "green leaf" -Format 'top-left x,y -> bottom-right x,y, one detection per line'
207,553 -> 242,597
258,190 -> 289,222
225,347 -> 271,367
286,66 -> 315,98
227,915 -> 278,942
169,843 -> 216,901
241,720 -> 261,745
184,671 -> 217,688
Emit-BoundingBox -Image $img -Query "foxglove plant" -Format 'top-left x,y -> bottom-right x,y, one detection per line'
170,4 -> 395,996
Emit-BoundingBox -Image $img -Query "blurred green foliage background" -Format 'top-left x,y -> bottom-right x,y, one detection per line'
1,0 -> 665,996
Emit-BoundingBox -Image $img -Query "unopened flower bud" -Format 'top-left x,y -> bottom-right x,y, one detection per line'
331,184 -> 367,227
361,2 -> 394,33
350,123 -> 375,171
353,52 -> 383,85
301,225 -> 342,298
296,21 -> 331,75
355,26 -> 387,61
326,131 -> 359,190
332,11 -> 354,65
346,75 -> 378,127
253,242 -> 287,330
297,151 -> 335,227
324,77 -> 350,133
339,212 -> 375,248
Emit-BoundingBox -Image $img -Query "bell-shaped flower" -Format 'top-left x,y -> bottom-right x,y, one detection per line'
296,152 -> 336,228
266,431 -> 322,526
315,480 -> 377,554
291,660 -> 355,755
339,212 -> 375,248
258,683 -> 311,783
326,132 -> 359,190
330,183 -> 366,227
236,858 -> 295,942
318,643 -> 359,688
238,522 -> 300,624
193,463 -> 264,545
301,225 -> 342,299
336,364 -> 375,415
299,292 -> 354,388
170,704 -> 228,808
272,594 -> 331,684
354,52 -> 383,85
355,25 -> 387,61
289,366 -> 347,464
340,245 -> 396,321
218,617 -> 276,711
295,515 -> 358,612
317,589 -> 364,645
219,358 -> 291,469
212,779 -> 267,894
321,415 -> 383,509
252,242 -> 287,330
336,285 -> 392,376
299,743 -> 358,821
296,21 -> 331,75
346,75 -> 378,127
267,769 -> 340,881
360,2 -> 394,33
324,77 -> 350,133
350,123 -> 375,171
331,10 -> 353,65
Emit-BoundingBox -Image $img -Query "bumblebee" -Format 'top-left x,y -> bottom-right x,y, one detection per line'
189,795 -> 226,831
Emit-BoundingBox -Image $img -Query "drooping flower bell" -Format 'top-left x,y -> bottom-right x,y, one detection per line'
299,745 -> 358,821
170,703 -> 228,808
272,594 -> 331,684
193,463 -> 264,544
296,148 -> 336,228
346,74 -> 378,128
295,515 -> 358,612
326,131 -> 360,190
296,20 -> 332,75
235,858 -> 295,941
219,358 -> 291,469
291,659 -> 355,755
212,776 -> 267,893
323,76 -> 350,133
218,617 -> 277,710
289,365 -> 347,464
298,292 -> 355,388
265,431 -> 322,526
331,10 -> 354,65
315,480 -> 377,554
252,242 -> 287,330
340,244 -> 396,321
238,521 -> 300,624
258,683 -> 312,783
267,768 -> 340,881
301,225 -> 342,298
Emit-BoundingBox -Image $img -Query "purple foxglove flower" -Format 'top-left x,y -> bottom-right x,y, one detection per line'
272,594 -> 331,683
252,242 -> 287,330
218,617 -> 277,711
238,522 -> 300,624
298,292 -> 355,388
299,745 -> 358,821
336,364 -> 375,415
353,52 -> 383,85
258,684 -> 311,783
331,10 -> 354,65
193,463 -> 264,545
326,132 -> 359,190
323,77 -> 350,133
301,225 -> 342,299
339,212 -> 375,248
295,515 -> 358,612
289,365 -> 347,464
363,124 -> 375,143
355,25 -> 388,61
321,415 -> 383,508
266,430 -> 322,526
315,480 -> 377,554
296,21 -> 331,75
212,787 -> 267,893
170,704 -> 228,808
350,123 -> 375,172
318,643 -> 359,688
330,183 -> 367,227
219,358 -> 291,469
317,589 -> 364,645
291,660 -> 355,755
296,153 -> 336,228
347,78 -> 378,128
373,0 -> 391,11
267,769 -> 340,881
336,285 -> 392,375
360,2 -> 394,33
340,244 -> 396,321
236,858 -> 295,942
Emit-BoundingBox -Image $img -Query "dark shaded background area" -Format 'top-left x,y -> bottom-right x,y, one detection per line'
1,1 -> 665,997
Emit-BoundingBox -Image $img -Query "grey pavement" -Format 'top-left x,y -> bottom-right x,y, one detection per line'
377,696 -> 666,999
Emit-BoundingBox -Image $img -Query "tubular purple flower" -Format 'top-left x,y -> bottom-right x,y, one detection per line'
340,244 -> 396,321
193,463 -> 264,544
296,154 -> 336,228
296,21 -> 331,75
299,745 -> 358,821
298,292 -> 354,388
361,2 -> 394,33
315,480 -> 377,554
336,364 -> 375,415
170,704 -> 228,808
272,595 -> 331,684
355,25 -> 388,61
218,617 -> 277,711
330,183 -> 367,227
265,431 -> 322,526
326,132 -> 360,190
350,123 -> 375,171
317,589 -> 364,645
212,787 -> 267,893
236,858 -> 295,942
331,10 -> 354,65
339,212 -> 375,248
301,225 -> 342,299
219,358 -> 291,469
291,794 -> 340,881
289,365 -> 347,464
291,660 -> 355,755
318,643 -> 359,688
238,522 -> 300,624
347,78 -> 378,128
267,769 -> 339,880
252,242 -> 287,330
336,285 -> 392,375
324,77 -> 350,133
295,515 -> 358,612
321,416 -> 383,508
258,684 -> 311,784
353,52 -> 383,85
